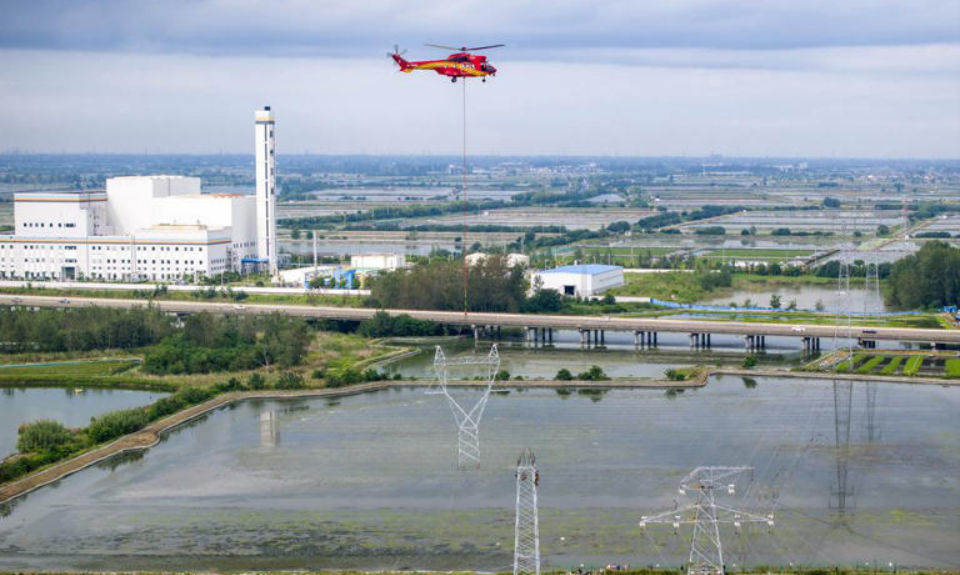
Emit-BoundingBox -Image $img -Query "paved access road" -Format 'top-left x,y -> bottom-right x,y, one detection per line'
2,294 -> 958,344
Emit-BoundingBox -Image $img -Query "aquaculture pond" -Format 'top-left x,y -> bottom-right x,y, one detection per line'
0,386 -> 168,458
381,340 -> 697,380
0,377 -> 956,571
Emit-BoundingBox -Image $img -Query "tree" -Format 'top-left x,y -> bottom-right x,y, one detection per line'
275,372 -> 305,390
877,224 -> 890,237
247,372 -> 266,390
17,420 -> 75,454
769,294 -> 782,309
555,368 -> 573,381
886,241 -> 960,309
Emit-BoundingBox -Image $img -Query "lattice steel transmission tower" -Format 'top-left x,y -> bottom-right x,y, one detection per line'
429,344 -> 501,469
639,467 -> 774,575
834,222 -> 854,360
513,448 -> 540,575
864,260 -> 881,315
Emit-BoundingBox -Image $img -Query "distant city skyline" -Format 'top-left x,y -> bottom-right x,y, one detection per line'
0,1 -> 958,158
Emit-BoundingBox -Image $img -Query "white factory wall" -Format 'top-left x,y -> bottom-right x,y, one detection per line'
0,227 -> 230,281
350,253 -> 406,271
14,193 -> 108,238
106,176 -> 200,235
533,268 -> 624,298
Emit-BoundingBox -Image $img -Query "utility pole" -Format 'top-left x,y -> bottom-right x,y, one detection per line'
513,448 -> 540,575
427,344 -> 500,469
640,466 -> 774,575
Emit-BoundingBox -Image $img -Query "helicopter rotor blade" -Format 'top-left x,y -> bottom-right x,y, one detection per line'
425,43 -> 463,51
466,44 -> 505,51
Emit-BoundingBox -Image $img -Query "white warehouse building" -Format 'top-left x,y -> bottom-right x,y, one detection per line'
532,264 -> 624,298
0,108 -> 276,282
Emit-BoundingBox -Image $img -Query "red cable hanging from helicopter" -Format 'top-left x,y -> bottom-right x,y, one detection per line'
390,42 -> 503,316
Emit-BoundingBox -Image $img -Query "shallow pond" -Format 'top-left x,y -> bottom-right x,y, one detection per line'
0,377 -> 956,571
703,285 -> 885,313
382,340 -> 696,380
0,387 -> 168,458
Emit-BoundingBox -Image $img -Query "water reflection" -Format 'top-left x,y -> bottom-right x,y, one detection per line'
831,380 -> 854,515
0,379 -> 954,570
259,408 -> 279,448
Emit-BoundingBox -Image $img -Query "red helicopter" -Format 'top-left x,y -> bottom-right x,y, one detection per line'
389,43 -> 503,82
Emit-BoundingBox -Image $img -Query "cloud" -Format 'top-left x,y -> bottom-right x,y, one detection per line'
0,48 -> 957,158
1,0 -> 958,60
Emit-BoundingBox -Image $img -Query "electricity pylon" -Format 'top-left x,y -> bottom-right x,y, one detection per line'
428,344 -> 500,469
639,467 -> 774,575
864,260 -> 881,315
514,448 -> 540,575
834,222 -> 854,360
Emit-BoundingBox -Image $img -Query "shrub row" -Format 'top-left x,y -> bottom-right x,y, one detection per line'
903,356 -> 924,376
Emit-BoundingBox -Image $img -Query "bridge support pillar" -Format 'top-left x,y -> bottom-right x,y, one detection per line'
634,330 -> 641,348
761,335 -> 766,349
547,328 -> 553,343
705,333 -> 711,348
473,325 -> 479,343
579,328 -> 586,346
814,337 -> 820,351
689,333 -> 699,349
745,334 -> 754,352
802,336 -> 811,354
600,330 -> 605,345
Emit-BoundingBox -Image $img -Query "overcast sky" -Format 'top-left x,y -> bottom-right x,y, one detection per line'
1,0 -> 958,158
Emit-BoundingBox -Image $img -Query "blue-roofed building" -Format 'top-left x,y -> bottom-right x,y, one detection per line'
532,264 -> 624,298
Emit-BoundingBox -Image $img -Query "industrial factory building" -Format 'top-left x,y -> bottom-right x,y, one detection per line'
532,264 -> 624,298
0,108 -> 278,282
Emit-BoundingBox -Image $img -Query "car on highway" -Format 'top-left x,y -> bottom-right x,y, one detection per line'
233,304 -> 246,310
791,326 -> 806,333
58,298 -> 70,304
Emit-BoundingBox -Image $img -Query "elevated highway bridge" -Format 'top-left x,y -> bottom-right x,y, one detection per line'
3,294 -> 958,352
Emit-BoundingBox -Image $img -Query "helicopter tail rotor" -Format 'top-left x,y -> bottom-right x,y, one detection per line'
388,45 -> 412,71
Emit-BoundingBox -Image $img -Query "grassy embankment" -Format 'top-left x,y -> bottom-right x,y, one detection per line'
0,332 -> 406,487
0,332 -> 402,392
0,284 -> 362,307
610,271 -> 837,302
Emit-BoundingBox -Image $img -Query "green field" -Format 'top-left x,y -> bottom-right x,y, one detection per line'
702,248 -> 814,261
831,353 -> 958,379
903,356 -> 924,376
607,271 -> 707,302
0,358 -> 140,377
